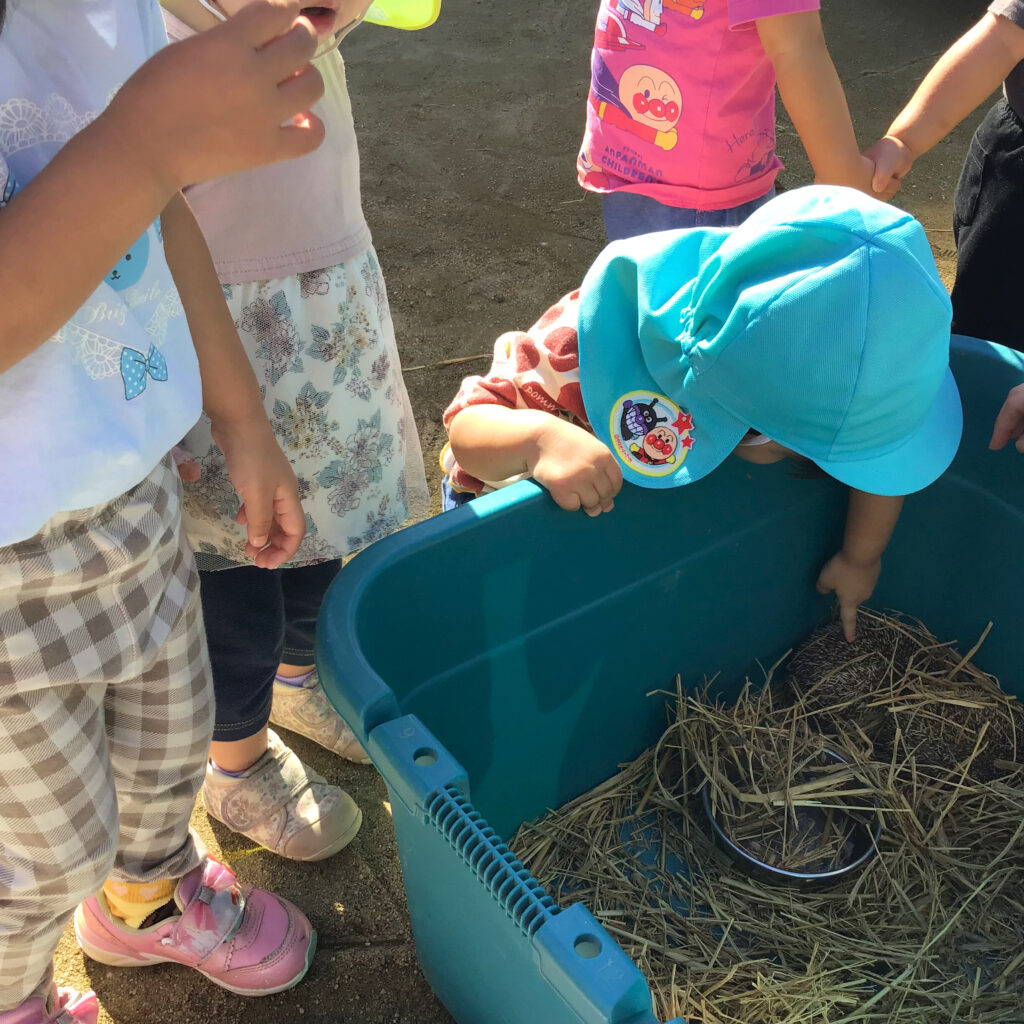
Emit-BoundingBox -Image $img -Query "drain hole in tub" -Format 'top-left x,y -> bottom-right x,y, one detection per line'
413,747 -> 438,767
574,935 -> 601,959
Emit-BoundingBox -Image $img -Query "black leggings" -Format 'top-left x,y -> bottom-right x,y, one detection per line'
199,560 -> 341,742
951,99 -> 1024,352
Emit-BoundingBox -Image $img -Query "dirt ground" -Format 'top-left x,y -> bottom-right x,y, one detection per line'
60,1 -> 996,1021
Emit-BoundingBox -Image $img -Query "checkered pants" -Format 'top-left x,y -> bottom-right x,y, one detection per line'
0,456 -> 214,1009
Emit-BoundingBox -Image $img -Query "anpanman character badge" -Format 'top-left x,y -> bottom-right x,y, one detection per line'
609,391 -> 694,478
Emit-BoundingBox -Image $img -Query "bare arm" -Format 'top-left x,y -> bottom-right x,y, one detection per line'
816,490 -> 904,641
160,192 -> 265,427
0,115 -> 168,373
448,405 -> 622,516
758,11 -> 876,195
867,13 -> 1024,190
0,0 -> 322,373
449,405 -> 552,483
160,191 -> 304,567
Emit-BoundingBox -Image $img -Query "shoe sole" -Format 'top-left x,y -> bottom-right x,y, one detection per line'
74,911 -> 317,997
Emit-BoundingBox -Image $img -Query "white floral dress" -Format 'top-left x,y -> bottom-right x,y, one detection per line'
180,248 -> 428,568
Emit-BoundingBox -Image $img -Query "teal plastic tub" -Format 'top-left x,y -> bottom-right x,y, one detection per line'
317,336 -> 1024,1024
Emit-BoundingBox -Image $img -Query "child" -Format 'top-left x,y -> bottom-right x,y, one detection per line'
866,3 -> 1024,352
442,187 -> 962,643
0,2 -> 329,1020
578,1 -> 888,241
161,0 -> 428,861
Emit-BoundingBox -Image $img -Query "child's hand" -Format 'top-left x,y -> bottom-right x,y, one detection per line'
989,382 -> 1024,454
171,445 -> 201,483
213,416 -> 306,568
529,419 -> 623,517
815,551 -> 881,642
864,136 -> 914,200
109,0 -> 325,195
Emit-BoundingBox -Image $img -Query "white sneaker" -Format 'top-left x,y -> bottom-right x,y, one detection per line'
202,730 -> 362,861
270,671 -> 371,764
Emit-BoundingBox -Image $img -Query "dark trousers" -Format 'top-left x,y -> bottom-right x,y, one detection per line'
951,99 -> 1024,352
199,560 -> 341,742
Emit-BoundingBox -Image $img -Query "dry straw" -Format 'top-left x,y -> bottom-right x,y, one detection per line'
512,610 -> 1024,1024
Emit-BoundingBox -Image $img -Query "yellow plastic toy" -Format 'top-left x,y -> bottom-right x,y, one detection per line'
364,0 -> 440,30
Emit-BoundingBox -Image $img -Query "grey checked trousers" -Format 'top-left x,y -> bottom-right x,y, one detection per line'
0,457 -> 214,1009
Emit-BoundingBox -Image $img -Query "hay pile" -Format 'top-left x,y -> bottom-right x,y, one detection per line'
512,611 -> 1024,1024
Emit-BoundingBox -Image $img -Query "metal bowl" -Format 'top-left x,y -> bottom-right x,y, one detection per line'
701,748 -> 882,889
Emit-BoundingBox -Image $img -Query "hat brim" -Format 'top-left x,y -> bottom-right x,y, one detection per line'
579,228 -> 748,489
810,368 -> 963,496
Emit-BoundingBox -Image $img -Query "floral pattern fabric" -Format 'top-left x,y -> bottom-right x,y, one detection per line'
180,248 -> 427,567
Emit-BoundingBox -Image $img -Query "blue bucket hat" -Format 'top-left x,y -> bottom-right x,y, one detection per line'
577,186 -> 962,496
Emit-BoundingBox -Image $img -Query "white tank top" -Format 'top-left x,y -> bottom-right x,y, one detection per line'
165,13 -> 372,283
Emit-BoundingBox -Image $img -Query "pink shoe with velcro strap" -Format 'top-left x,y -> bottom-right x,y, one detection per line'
0,986 -> 98,1024
73,858 -> 315,996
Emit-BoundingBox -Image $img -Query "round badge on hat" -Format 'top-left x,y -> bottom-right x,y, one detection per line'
609,391 -> 695,478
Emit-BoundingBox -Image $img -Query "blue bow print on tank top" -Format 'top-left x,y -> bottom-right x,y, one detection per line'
121,344 -> 168,400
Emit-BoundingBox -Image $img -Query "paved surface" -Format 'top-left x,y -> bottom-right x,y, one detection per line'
60,1 -> 995,1020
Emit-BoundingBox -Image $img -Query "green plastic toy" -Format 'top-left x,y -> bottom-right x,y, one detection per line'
365,0 -> 440,30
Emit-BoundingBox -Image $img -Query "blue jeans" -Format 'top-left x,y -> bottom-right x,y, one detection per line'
601,188 -> 775,242
441,475 -> 476,512
199,560 -> 341,741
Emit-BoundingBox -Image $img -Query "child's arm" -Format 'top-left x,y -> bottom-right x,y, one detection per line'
866,13 -> 1024,193
0,0 -> 322,373
815,490 -> 904,642
990,382 -> 1024,453
448,405 -> 622,516
757,12 -> 882,197
161,192 -> 304,568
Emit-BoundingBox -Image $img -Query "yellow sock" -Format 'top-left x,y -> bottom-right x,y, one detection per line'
102,878 -> 177,929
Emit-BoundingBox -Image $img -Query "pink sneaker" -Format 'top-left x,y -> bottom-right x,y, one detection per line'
0,986 -> 98,1024
73,858 -> 315,996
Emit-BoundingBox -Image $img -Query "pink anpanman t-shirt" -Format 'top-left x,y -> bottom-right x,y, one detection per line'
578,0 -> 819,211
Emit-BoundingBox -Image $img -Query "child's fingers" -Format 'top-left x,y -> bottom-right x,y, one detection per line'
871,166 -> 893,195
839,601 -> 858,643
250,497 -> 304,568
870,160 -> 902,196
257,13 -> 319,81
170,445 -> 201,482
235,0 -> 305,49
254,525 -> 300,568
603,460 -> 623,497
874,176 -> 902,202
989,413 -> 1022,450
594,473 -> 618,507
577,481 -> 604,517
277,113 -> 327,160
990,388 -> 1024,449
274,64 -> 326,120
866,140 -> 906,195
238,490 -> 273,554
274,491 -> 306,556
547,485 -> 581,513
